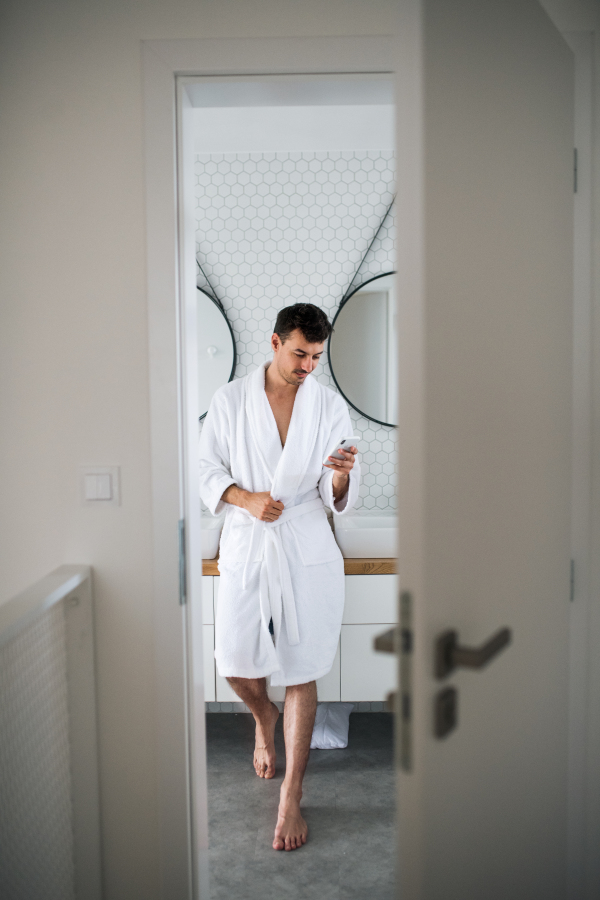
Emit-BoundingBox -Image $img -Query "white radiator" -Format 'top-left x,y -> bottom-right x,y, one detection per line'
0,566 -> 102,900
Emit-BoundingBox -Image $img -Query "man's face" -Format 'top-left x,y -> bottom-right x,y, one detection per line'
271,328 -> 325,386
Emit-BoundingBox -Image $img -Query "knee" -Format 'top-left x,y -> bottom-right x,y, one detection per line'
286,680 -> 317,696
227,676 -> 268,697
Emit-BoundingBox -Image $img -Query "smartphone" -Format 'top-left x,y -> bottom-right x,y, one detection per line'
322,435 -> 359,466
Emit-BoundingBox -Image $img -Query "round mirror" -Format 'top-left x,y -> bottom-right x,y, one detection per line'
197,288 -> 236,420
328,272 -> 397,427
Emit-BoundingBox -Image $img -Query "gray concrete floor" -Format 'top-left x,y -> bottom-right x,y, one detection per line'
206,711 -> 396,900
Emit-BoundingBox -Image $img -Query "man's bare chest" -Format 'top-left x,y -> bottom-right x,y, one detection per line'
265,392 -> 296,447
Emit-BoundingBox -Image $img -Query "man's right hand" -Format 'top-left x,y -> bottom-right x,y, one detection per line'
221,484 -> 284,522
244,491 -> 284,522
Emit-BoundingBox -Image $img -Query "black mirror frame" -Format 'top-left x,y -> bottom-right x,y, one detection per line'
197,286 -> 237,421
327,271 -> 397,428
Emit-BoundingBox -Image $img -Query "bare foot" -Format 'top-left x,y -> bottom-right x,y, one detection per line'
254,701 -> 279,779
272,789 -> 307,851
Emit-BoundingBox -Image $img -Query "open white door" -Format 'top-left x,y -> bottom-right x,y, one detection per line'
396,1 -> 574,897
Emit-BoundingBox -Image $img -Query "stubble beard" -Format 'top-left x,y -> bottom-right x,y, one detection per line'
282,368 -> 304,386
274,356 -> 305,387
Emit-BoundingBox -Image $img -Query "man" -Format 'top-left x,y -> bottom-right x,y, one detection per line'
199,303 -> 359,851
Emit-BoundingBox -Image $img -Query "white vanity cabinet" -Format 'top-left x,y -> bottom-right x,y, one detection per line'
341,575 -> 397,702
211,576 -> 238,702
201,571 -> 397,704
201,576 -> 216,702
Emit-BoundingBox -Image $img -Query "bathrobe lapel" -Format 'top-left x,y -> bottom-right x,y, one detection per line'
245,362 -> 283,484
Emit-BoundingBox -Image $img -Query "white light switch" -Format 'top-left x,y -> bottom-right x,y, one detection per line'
84,473 -> 112,501
80,466 -> 120,506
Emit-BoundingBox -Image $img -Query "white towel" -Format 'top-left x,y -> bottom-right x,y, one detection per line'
310,702 -> 354,750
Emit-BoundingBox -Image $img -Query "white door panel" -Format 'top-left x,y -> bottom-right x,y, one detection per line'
397,0 -> 574,896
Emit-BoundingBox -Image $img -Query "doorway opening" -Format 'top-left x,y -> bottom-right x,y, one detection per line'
178,72 -> 398,897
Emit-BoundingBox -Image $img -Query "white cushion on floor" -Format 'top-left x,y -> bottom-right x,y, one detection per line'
310,702 -> 354,750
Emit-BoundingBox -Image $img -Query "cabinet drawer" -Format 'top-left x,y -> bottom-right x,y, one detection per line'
202,575 -> 214,625
212,578 -> 243,701
343,574 -> 397,624
340,624 -> 396,702
216,669 -> 240,702
316,641 -> 341,702
202,625 -> 216,703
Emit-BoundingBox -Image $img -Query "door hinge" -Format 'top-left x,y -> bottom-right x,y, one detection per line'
570,559 -> 575,603
178,518 -> 187,606
574,148 -> 578,193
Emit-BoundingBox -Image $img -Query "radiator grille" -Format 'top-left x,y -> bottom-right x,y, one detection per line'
0,602 -> 75,900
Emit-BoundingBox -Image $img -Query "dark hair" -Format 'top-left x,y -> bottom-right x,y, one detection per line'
274,303 -> 332,344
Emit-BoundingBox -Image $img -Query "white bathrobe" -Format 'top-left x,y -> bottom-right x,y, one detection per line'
199,361 -> 360,686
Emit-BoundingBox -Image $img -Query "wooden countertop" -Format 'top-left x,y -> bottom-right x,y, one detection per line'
342,558 -> 396,575
202,557 -> 396,576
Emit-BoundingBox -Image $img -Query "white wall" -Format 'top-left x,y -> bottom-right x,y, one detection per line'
194,104 -> 394,153
0,2 -> 397,899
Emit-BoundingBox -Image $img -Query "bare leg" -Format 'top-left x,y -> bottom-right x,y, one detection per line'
227,677 -> 279,779
273,681 -> 317,851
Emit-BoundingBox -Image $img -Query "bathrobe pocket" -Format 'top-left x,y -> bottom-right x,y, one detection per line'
289,510 -> 341,567
218,518 -> 251,570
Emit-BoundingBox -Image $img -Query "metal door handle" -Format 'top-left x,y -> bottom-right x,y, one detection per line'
435,627 -> 511,679
374,626 -> 413,655
374,627 -> 397,654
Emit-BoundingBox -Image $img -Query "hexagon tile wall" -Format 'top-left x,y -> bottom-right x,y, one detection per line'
195,150 -> 397,511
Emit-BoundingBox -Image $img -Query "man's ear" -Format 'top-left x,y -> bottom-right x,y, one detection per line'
271,333 -> 281,352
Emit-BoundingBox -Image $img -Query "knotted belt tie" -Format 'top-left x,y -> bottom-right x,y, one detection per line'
240,497 -> 325,647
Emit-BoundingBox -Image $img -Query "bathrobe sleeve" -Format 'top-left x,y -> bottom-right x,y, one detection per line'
318,395 -> 361,515
198,389 -> 236,516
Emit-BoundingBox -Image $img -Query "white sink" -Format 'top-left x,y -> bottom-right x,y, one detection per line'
201,515 -> 224,559
333,513 -> 397,558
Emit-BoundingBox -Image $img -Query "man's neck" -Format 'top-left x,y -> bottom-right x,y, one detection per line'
264,360 -> 299,398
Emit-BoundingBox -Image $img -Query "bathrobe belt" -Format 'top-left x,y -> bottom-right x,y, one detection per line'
240,497 -> 326,647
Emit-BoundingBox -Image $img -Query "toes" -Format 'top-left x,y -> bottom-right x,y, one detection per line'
273,838 -> 284,851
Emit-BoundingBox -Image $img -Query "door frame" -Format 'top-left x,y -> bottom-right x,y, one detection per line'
141,22 -> 597,900
564,31 -> 596,900
142,33 -> 397,900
